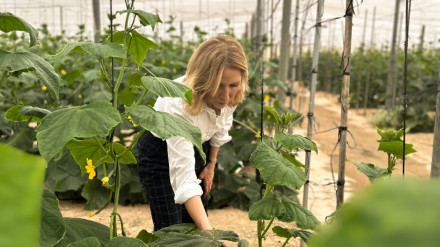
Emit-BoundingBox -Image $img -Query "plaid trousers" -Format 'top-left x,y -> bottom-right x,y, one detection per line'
137,131 -> 210,231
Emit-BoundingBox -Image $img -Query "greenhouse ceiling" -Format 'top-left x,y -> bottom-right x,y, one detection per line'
3,0 -> 440,49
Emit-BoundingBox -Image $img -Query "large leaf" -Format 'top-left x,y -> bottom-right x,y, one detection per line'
66,139 -> 136,174
40,187 -> 66,247
0,144 -> 46,247
0,50 -> 60,101
5,105 -> 32,122
66,237 -> 101,247
272,226 -> 312,243
113,31 -> 159,67
118,10 -> 162,30
129,105 -> 204,161
193,230 -> 239,242
248,196 -> 319,229
352,161 -> 389,182
81,178 -> 111,210
136,230 -> 159,244
53,42 -> 125,66
308,178 -> 440,247
55,218 -> 109,247
0,12 -> 38,47
154,223 -> 198,238
149,232 -> 222,247
36,102 -> 122,161
20,106 -> 51,120
45,148 -> 87,192
141,76 -> 192,105
275,132 -> 318,153
378,140 -> 416,159
108,237 -> 148,247
249,142 -> 306,189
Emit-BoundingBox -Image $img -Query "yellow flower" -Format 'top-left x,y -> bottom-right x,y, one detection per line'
101,176 -> 109,185
77,94 -> 83,99
128,115 -> 138,127
255,131 -> 261,138
41,85 -> 47,91
61,69 -> 67,75
67,104 -> 72,108
172,68 -> 177,73
85,158 -> 96,179
264,95 -> 270,102
88,212 -> 95,217
161,59 -> 165,66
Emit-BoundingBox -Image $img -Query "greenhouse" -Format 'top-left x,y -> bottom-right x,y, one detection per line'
1,0 -> 440,246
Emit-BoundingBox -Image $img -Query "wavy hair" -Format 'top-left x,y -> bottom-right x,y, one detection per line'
183,35 -> 248,115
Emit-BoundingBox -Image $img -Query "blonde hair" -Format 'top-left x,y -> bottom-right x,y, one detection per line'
183,35 -> 248,115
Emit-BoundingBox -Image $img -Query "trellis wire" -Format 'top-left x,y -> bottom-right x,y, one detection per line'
402,0 -> 411,176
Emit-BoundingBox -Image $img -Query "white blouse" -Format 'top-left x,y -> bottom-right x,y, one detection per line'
153,76 -> 236,204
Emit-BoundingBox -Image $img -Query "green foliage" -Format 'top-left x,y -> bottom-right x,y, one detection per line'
40,187 -> 66,247
352,128 -> 416,181
0,144 -> 46,247
0,12 -> 38,46
308,178 -> 440,247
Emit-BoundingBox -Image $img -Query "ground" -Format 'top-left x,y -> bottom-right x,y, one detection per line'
60,87 -> 433,246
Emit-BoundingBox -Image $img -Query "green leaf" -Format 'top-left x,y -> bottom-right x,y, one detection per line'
66,139 -> 136,174
275,132 -> 318,153
118,10 -> 162,30
0,12 -> 38,47
55,218 -> 110,247
36,102 -> 122,161
378,141 -> 416,159
272,226 -> 312,243
0,50 -> 60,102
248,196 -> 319,229
5,105 -> 32,122
126,73 -> 144,87
0,144 -> 46,247
136,230 -> 159,244
377,128 -> 404,142
40,187 -> 66,247
281,151 -> 307,169
81,179 -> 111,210
193,229 -> 239,242
129,105 -> 204,162
308,178 -> 440,247
238,239 -> 249,247
108,237 -> 148,247
149,232 -> 222,247
20,106 -> 51,121
45,148 -> 87,192
141,76 -> 192,105
263,105 -> 282,123
118,87 -> 138,106
53,42 -> 125,66
352,161 -> 389,182
249,142 -> 306,189
154,223 -> 198,237
66,237 -> 101,247
128,31 -> 159,67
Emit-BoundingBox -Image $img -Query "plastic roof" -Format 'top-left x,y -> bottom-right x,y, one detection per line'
3,0 -> 440,49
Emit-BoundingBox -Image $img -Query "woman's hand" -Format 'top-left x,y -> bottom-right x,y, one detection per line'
198,162 -> 215,197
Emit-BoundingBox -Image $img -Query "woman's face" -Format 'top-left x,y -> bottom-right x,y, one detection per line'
204,68 -> 241,114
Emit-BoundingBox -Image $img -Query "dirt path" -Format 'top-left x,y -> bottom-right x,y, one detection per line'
60,88 -> 433,247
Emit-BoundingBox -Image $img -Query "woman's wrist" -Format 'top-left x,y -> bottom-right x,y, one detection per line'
207,159 -> 217,165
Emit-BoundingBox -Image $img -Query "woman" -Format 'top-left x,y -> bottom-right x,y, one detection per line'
137,35 -> 248,231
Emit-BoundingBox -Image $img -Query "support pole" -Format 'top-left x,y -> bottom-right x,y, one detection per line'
385,0 -> 401,109
289,0 -> 300,111
301,2 -> 324,246
278,0 -> 292,103
336,0 -> 354,208
431,73 -> 440,177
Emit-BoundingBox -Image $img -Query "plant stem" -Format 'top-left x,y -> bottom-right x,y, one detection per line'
110,159 -> 121,238
0,70 -> 8,88
281,237 -> 292,247
6,120 -> 30,146
261,218 -> 274,237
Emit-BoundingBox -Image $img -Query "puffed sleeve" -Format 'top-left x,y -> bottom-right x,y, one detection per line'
167,136 -> 203,204
210,106 -> 235,147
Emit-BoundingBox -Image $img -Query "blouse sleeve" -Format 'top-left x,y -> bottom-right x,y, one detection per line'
166,136 -> 203,204
209,107 -> 235,147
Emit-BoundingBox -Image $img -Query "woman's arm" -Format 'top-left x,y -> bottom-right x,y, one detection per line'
199,145 -> 219,197
184,195 -> 212,230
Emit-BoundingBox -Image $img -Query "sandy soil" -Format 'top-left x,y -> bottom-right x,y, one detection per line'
60,86 -> 433,246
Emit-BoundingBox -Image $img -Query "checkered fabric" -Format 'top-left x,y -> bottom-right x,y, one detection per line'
137,131 -> 210,231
